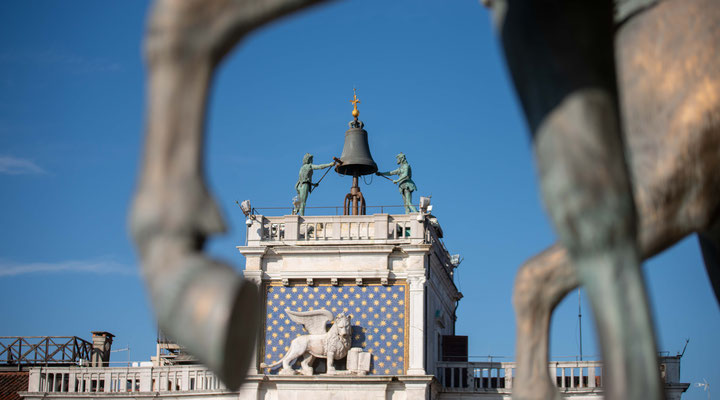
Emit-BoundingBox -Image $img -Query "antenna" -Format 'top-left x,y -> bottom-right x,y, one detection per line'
679,338 -> 689,358
578,288 -> 583,361
111,345 -> 131,367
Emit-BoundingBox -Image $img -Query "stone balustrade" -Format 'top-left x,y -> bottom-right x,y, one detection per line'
246,214 -> 428,245
30,362 -> 600,395
436,356 -> 688,397
23,357 -> 688,399
27,365 -> 224,394
437,359 -> 604,393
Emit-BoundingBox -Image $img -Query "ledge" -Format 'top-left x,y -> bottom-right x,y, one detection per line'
247,374 -> 433,384
272,245 -> 396,255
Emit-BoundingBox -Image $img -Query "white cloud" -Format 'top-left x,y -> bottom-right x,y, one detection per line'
0,156 -> 45,175
0,259 -> 137,277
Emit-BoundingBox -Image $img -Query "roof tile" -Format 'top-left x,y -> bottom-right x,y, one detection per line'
0,372 -> 29,400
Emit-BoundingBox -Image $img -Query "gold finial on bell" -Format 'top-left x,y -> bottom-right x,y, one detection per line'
350,88 -> 360,119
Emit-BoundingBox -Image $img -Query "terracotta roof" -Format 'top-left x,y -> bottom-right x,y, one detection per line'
0,372 -> 29,400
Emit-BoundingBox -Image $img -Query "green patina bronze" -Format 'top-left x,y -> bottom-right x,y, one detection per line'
377,153 -> 418,214
135,0 -> 720,393
294,153 -> 334,216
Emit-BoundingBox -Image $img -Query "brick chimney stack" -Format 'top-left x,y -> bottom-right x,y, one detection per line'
91,331 -> 114,367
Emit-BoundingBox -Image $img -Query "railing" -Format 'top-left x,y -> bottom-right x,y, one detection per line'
252,205 -> 409,216
436,360 -> 604,392
28,365 -> 224,394
0,337 -> 93,365
26,359 -> 684,395
248,213 -> 426,244
437,356 -> 689,394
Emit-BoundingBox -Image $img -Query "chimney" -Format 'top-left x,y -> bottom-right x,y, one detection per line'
91,331 -> 114,367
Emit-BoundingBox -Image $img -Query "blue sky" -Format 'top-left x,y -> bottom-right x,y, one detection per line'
0,1 -> 716,397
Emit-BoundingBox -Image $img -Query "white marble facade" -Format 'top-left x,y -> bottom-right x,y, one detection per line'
19,213 -> 689,399
235,212 -> 461,399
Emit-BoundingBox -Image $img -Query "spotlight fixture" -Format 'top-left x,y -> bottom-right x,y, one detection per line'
240,200 -> 252,217
419,196 -> 432,213
450,254 -> 464,267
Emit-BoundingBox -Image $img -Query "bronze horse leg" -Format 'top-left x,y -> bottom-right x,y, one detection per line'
513,227 -> 720,400
513,245 -> 575,400
495,1 -> 662,399
130,0 -> 329,389
514,227 -> 720,400
510,0 -> 720,398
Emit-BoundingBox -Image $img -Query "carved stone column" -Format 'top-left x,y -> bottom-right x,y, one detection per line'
407,273 -> 427,375
243,271 -> 263,376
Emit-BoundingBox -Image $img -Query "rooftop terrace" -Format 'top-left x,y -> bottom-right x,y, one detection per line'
245,211 -> 444,247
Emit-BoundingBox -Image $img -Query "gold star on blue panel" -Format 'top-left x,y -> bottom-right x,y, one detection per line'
262,283 -> 407,375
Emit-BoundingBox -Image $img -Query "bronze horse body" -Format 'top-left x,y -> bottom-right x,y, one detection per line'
510,1 -> 720,399
130,0 -> 719,397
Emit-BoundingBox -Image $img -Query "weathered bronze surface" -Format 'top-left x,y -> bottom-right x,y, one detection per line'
336,92 -> 378,215
130,0 -> 330,390
336,91 -> 378,177
294,153 -> 335,216
130,0 -> 719,395
497,0 -> 720,399
377,153 -> 418,214
336,126 -> 377,177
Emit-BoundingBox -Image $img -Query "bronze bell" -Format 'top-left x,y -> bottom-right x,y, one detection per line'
336,124 -> 378,176
335,90 -> 377,215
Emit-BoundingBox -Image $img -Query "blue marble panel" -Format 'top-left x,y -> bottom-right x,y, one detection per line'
262,283 -> 408,375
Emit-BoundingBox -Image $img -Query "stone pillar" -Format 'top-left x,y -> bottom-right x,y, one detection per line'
242,253 -> 265,375
68,371 -> 77,392
139,368 -> 152,392
374,214 -> 389,239
91,331 -> 114,367
407,273 -> 427,375
243,271 -> 263,376
332,219 -> 342,240
409,217 -> 423,241
104,371 -> 112,392
181,367 -> 190,391
246,215 -> 265,243
284,215 -> 300,241
28,369 -> 40,392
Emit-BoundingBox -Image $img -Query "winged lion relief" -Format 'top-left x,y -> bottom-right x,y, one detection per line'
261,308 -> 353,375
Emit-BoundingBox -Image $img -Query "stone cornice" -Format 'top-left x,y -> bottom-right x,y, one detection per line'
272,245 -> 395,256
397,244 -> 432,255
262,270 -> 392,281
246,374 -> 434,384
236,246 -> 267,256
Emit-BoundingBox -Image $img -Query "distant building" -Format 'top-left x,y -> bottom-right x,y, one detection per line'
4,212 -> 690,399
0,333 -> 113,400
